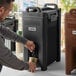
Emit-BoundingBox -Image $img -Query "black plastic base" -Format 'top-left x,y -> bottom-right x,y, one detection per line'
56,59 -> 60,62
56,57 -> 60,62
41,67 -> 47,71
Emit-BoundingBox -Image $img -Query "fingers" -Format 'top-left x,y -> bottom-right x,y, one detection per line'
29,66 -> 36,72
29,64 -> 36,72
29,41 -> 35,51
28,62 -> 36,73
25,40 -> 35,52
30,44 -> 35,51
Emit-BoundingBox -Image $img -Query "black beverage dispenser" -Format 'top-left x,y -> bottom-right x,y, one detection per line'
22,4 -> 61,71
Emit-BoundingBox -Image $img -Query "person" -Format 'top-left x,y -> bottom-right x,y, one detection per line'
0,0 -> 36,72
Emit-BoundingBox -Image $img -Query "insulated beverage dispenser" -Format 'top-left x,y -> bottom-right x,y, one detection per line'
22,4 -> 61,71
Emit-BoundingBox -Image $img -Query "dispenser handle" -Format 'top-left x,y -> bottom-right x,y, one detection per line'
44,3 -> 58,9
26,7 -> 41,13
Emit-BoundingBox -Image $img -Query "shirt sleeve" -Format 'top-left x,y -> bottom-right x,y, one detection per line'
0,24 -> 28,44
0,40 -> 29,70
